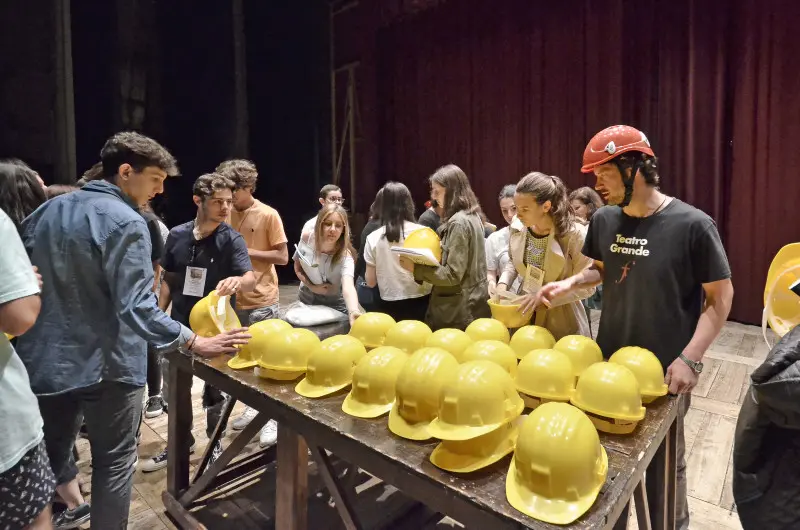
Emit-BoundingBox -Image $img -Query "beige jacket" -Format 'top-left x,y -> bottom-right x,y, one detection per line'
499,218 -> 594,339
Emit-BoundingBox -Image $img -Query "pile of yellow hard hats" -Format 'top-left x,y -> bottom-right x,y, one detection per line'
506,402 -> 608,524
349,312 -> 396,349
295,335 -> 367,397
427,361 -> 525,473
460,340 -> 518,376
384,320 -> 433,354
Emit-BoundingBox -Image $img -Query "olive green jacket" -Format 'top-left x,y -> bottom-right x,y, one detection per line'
414,211 -> 490,330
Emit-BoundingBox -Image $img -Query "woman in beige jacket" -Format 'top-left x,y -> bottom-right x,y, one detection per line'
497,172 -> 595,339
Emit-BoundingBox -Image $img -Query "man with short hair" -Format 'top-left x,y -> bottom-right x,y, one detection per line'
535,125 -> 734,529
142,173 -> 256,472
16,132 -> 250,528
301,184 -> 343,237
216,159 -> 289,447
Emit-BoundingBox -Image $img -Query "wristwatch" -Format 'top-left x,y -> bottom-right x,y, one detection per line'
678,353 -> 703,374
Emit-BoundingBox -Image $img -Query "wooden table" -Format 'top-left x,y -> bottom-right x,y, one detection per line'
163,322 -> 680,530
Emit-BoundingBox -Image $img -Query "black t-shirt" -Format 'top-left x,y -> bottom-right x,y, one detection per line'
582,199 -> 731,369
140,210 -> 165,264
355,218 -> 382,280
418,208 -> 441,232
162,221 -> 252,326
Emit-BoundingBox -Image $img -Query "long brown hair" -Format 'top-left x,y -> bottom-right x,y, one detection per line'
568,186 -> 604,221
314,204 -> 355,264
516,172 -> 575,237
428,164 -> 482,222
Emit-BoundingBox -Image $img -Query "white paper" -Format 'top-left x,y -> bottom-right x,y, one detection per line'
183,266 -> 207,297
294,242 -> 324,285
390,247 -> 441,267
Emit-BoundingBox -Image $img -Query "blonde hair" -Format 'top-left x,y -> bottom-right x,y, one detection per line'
314,204 -> 355,264
516,172 -> 575,236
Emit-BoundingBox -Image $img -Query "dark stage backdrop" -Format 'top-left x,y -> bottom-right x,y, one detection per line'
339,0 -> 800,324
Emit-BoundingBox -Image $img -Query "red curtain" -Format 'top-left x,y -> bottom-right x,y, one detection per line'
365,0 -> 800,324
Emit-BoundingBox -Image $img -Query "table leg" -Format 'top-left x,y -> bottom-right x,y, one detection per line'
276,425 -> 309,530
309,446 -> 363,530
634,480 -> 653,530
167,358 -> 193,497
646,414 -> 677,530
612,502 -> 630,530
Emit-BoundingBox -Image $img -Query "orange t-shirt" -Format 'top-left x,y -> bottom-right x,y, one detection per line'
229,199 -> 288,309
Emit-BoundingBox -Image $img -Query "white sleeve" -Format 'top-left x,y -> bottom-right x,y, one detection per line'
363,234 -> 377,266
341,252 -> 356,278
0,211 -> 39,305
485,233 -> 499,272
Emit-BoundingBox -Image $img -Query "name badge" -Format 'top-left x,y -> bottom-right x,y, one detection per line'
183,266 -> 208,297
523,264 -> 544,295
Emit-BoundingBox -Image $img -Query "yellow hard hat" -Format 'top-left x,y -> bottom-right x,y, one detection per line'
430,416 -> 522,474
570,362 -> 646,434
506,402 -> 608,525
229,319 -> 292,370
388,347 -> 459,441
295,335 -> 367,398
255,328 -> 320,381
509,325 -> 556,360
349,312 -> 396,349
384,320 -> 433,354
608,347 -> 667,404
553,335 -> 603,378
189,290 -> 241,337
487,299 -> 532,329
515,349 -> 575,409
425,328 -> 473,359
403,227 -> 443,264
427,361 -> 525,441
764,243 -> 800,338
342,346 -> 409,418
465,318 -> 510,344
459,340 -> 518,377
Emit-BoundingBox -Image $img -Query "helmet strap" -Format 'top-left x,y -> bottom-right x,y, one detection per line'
614,159 -> 642,208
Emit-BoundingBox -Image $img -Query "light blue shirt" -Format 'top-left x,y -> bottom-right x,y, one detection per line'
15,180 -> 193,396
0,209 -> 45,473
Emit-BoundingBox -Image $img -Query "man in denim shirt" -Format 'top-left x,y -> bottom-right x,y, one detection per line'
15,132 -> 251,529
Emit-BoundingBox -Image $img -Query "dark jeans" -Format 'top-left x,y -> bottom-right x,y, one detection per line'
38,381 -> 144,530
356,276 -> 382,313
380,295 -> 430,322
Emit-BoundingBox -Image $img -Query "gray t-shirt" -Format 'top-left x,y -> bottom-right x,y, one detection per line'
0,209 -> 44,473
583,199 -> 731,369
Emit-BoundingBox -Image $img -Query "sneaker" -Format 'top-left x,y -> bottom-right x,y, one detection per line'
259,420 -> 278,448
145,395 -> 165,418
208,441 -> 224,467
232,406 -> 258,431
52,502 -> 90,529
141,441 -> 196,473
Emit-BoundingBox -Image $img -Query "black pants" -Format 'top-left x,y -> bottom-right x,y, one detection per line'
146,345 -> 161,398
380,295 -> 430,322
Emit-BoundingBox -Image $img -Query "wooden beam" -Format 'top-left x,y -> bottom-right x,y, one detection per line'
53,0 -> 76,183
276,425 -> 309,530
232,0 -> 249,157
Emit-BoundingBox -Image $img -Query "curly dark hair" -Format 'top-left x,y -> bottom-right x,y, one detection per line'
216,159 -> 258,192
192,173 -> 235,201
100,131 -> 179,179
0,162 -> 47,231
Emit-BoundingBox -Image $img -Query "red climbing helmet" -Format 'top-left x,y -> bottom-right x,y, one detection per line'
581,125 -> 655,173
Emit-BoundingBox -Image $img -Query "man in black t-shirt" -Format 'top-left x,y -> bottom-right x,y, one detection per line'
141,173 -> 255,473
535,125 -> 734,530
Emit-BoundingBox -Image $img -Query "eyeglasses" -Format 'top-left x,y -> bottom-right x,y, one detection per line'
327,197 -> 345,204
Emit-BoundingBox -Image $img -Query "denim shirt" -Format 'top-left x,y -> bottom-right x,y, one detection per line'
15,180 -> 193,396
